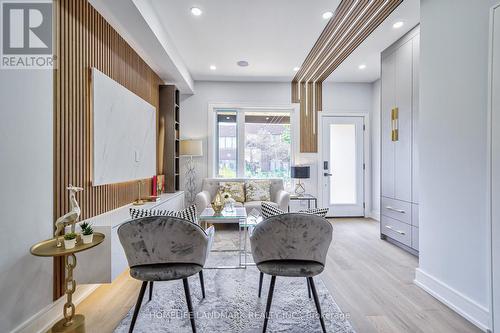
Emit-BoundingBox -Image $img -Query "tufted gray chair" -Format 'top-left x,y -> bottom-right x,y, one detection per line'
118,216 -> 209,333
250,213 -> 333,333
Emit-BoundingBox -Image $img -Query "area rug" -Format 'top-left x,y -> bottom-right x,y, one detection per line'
114,229 -> 355,333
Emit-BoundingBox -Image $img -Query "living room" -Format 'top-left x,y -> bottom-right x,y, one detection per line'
0,0 -> 499,333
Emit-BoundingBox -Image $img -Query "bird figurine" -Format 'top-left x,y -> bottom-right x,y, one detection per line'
54,185 -> 83,247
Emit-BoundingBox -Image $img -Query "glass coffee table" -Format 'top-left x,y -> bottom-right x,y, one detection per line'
199,207 -> 256,269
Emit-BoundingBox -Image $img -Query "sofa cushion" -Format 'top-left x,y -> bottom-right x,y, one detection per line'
220,181 -> 245,203
245,200 -> 277,213
245,180 -> 271,202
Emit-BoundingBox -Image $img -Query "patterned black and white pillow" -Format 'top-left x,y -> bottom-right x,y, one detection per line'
261,202 -> 286,218
129,208 -> 169,219
129,205 -> 198,224
298,207 -> 329,218
170,205 -> 198,224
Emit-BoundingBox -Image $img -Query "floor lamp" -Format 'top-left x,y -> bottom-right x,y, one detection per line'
180,139 -> 203,206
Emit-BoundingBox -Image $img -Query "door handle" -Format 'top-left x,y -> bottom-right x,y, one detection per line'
324,172 -> 332,176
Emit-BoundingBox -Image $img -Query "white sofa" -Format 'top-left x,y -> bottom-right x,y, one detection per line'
195,178 -> 290,215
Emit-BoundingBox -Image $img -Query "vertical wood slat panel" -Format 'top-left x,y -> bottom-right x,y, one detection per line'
292,0 -> 402,152
53,0 -> 161,299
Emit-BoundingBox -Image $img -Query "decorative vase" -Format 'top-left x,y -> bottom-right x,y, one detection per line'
81,234 -> 94,244
212,191 -> 224,214
224,198 -> 235,212
64,238 -> 76,249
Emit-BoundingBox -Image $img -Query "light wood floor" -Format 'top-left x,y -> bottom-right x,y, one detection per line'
76,218 -> 480,333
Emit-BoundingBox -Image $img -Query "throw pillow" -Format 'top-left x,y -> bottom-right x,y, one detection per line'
219,182 -> 245,203
298,207 -> 329,218
129,208 -> 168,219
129,205 -> 198,224
245,180 -> 271,202
261,202 -> 286,218
172,205 -> 198,223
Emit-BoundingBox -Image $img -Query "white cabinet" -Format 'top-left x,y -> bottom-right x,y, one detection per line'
381,26 -> 419,253
74,192 -> 185,284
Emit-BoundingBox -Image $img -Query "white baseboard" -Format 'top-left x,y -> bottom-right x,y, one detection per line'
414,268 -> 491,332
10,284 -> 99,333
369,210 -> 380,221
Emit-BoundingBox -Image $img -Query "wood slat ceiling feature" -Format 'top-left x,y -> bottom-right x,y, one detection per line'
292,0 -> 402,152
53,0 -> 162,299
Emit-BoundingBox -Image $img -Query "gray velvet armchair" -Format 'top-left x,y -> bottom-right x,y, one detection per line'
250,213 -> 333,333
118,216 -> 209,333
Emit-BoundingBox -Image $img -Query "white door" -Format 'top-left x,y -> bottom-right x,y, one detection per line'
321,116 -> 365,217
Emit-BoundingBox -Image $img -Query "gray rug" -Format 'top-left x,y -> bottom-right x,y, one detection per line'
114,229 -> 355,333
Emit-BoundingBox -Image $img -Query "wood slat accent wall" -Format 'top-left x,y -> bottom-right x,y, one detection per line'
292,0 -> 402,152
53,0 -> 161,299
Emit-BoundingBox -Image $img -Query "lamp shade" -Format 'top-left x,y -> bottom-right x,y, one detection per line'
291,166 -> 310,179
180,139 -> 203,157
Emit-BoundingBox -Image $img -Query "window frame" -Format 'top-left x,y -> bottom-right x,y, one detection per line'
208,104 -> 297,179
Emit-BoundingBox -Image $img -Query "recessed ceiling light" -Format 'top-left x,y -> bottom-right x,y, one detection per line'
209,65 -> 216,70
322,11 -> 333,20
393,21 -> 404,29
190,7 -> 202,16
293,66 -> 300,72
237,60 -> 249,67
358,64 -> 367,70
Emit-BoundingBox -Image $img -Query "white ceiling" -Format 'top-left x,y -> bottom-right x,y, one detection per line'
328,0 -> 420,82
147,0 -> 420,83
149,0 -> 340,82
95,0 -> 419,88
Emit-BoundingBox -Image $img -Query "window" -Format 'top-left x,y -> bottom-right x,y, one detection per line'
215,110 -> 291,185
216,111 -> 237,178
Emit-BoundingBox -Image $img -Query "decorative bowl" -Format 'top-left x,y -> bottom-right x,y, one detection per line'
211,202 -> 224,214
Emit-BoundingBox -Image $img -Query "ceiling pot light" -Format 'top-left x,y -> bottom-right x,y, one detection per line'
358,64 -> 367,70
322,11 -> 333,20
293,66 -> 300,72
209,65 -> 216,70
393,21 -> 404,29
190,7 -> 202,16
237,60 -> 249,67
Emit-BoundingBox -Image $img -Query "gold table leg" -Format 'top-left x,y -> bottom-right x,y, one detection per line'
50,254 -> 85,333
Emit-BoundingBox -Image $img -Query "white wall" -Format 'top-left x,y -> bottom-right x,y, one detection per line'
180,80 -> 375,211
0,70 -> 53,332
370,80 -> 381,219
415,0 -> 497,330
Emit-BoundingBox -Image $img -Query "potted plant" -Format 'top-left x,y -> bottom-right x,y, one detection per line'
80,222 -> 94,244
63,232 -> 77,249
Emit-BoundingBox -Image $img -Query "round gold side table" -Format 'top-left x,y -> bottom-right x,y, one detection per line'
30,233 -> 105,333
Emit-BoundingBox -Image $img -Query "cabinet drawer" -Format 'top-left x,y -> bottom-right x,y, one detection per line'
381,197 -> 411,224
412,204 -> 419,227
412,226 -> 419,251
381,215 -> 412,247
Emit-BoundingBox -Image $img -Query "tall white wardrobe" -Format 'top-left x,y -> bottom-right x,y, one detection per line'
491,3 -> 500,331
380,25 -> 419,254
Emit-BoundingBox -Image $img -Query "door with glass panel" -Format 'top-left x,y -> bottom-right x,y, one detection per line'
321,116 -> 365,217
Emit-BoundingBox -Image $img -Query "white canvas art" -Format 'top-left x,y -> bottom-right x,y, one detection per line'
92,68 -> 156,186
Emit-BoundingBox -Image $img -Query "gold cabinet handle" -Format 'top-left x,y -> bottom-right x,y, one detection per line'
391,107 -> 399,141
